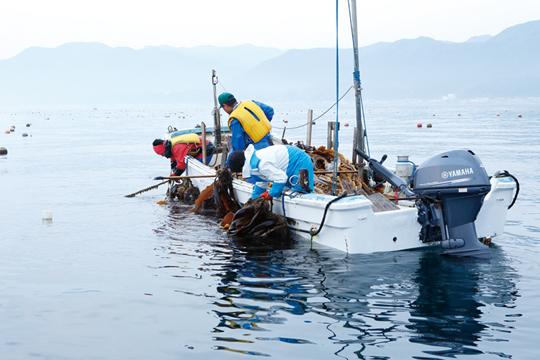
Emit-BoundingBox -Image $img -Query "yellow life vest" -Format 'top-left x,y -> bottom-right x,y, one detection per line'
228,100 -> 272,143
171,133 -> 201,157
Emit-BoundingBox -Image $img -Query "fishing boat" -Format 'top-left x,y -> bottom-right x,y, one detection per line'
161,3 -> 519,257
175,138 -> 517,256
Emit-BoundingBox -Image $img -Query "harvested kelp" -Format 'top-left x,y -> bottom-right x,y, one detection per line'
227,197 -> 289,240
169,179 -> 201,204
190,168 -> 241,215
190,182 -> 215,213
215,168 -> 241,216
293,142 -> 370,195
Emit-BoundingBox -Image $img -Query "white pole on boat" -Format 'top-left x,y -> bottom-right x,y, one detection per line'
350,0 -> 366,154
201,122 -> 207,165
212,69 -> 222,147
306,109 -> 313,146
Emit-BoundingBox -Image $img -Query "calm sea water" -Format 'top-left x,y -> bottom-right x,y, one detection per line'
1,100 -> 539,359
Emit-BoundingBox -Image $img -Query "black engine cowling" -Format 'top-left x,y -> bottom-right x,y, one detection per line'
354,148 -> 492,257
414,149 -> 491,257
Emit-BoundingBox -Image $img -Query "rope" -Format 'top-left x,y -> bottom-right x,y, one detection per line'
312,86 -> 353,122
309,192 -> 348,237
332,0 -> 340,196
360,92 -> 370,157
219,82 -> 228,93
213,73 -> 229,94
271,86 -> 353,130
347,0 -> 360,83
494,170 -> 520,209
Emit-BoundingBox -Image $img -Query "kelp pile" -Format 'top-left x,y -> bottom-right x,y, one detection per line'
293,142 -> 368,195
169,179 -> 200,204
190,168 -> 241,216
226,197 -> 289,239
188,168 -> 290,241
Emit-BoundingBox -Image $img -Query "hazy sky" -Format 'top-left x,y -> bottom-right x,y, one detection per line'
1,0 -> 539,60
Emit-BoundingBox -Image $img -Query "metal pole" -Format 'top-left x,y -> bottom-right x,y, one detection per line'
352,127 -> 358,164
327,121 -> 333,150
350,0 -> 365,153
306,109 -> 313,146
212,70 -> 222,147
201,122 -> 207,165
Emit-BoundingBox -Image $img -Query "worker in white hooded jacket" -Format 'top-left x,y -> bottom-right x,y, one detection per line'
228,144 -> 314,200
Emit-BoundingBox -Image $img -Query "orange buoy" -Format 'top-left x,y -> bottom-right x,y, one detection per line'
344,123 -> 349,127
417,123 -> 422,128
427,123 -> 432,128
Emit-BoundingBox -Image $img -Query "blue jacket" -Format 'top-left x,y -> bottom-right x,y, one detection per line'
242,144 -> 314,198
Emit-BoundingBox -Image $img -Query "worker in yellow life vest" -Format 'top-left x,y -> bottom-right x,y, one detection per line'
152,134 -> 215,178
218,93 -> 274,163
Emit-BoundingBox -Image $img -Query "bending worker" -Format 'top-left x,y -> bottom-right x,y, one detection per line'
152,134 -> 215,177
218,92 -> 274,154
228,144 -> 314,200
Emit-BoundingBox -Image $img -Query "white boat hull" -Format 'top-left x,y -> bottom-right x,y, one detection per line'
183,155 -> 516,254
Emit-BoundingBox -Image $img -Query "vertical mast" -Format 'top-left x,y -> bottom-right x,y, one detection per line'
350,0 -> 365,153
212,69 -> 222,147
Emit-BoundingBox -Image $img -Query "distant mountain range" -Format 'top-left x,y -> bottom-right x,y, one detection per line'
1,20 -> 539,106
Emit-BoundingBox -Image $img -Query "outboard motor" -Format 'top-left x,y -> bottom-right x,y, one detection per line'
414,149 -> 491,257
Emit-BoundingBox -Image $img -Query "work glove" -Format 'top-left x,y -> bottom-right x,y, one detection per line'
259,191 -> 273,201
172,168 -> 185,176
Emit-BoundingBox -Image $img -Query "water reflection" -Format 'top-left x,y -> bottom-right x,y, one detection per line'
156,204 -> 519,359
408,251 -> 519,358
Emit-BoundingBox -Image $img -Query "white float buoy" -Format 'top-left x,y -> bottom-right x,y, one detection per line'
42,210 -> 53,224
